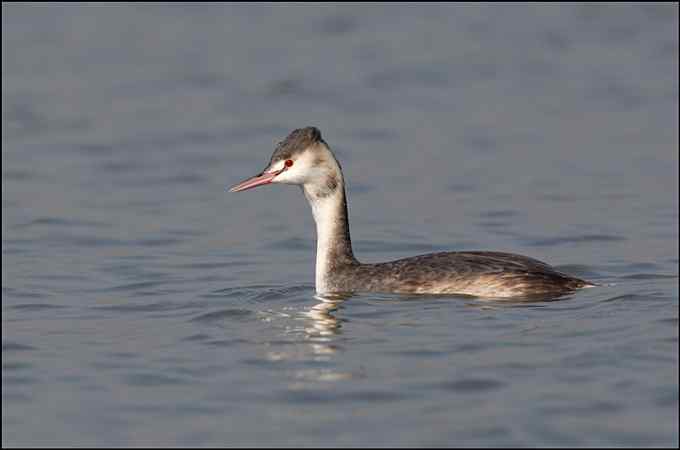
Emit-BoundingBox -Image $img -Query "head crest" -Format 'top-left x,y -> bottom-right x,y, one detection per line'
270,127 -> 323,163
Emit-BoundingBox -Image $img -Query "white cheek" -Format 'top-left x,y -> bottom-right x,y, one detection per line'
273,157 -> 314,185
274,169 -> 301,184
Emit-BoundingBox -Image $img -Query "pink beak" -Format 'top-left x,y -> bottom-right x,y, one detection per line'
228,169 -> 282,193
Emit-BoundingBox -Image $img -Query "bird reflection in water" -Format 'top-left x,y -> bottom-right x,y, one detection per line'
298,293 -> 350,361
304,292 -> 350,337
284,293 -> 357,385
262,292 -> 349,362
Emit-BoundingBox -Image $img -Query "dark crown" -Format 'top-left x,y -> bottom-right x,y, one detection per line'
270,127 -> 323,163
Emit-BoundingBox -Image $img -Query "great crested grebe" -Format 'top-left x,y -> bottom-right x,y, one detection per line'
229,127 -> 594,298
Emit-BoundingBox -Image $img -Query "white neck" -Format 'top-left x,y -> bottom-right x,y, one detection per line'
303,185 -> 355,294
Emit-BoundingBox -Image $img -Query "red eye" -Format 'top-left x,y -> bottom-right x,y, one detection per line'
285,159 -> 294,168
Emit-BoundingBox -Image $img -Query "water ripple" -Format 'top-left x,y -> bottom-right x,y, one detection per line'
12,217 -> 110,229
526,234 -> 626,247
92,301 -> 183,313
600,294 -> 663,303
2,341 -> 37,352
189,308 -> 254,324
123,373 -> 188,387
9,303 -> 66,311
620,273 -> 678,280
438,378 -> 506,393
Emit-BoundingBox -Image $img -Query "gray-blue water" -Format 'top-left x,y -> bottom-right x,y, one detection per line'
2,4 -> 678,447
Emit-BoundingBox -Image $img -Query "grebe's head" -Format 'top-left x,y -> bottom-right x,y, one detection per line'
229,127 -> 342,198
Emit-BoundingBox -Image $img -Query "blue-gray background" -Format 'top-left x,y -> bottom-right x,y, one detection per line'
2,3 -> 678,447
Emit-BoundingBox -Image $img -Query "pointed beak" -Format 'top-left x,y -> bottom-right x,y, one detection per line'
228,169 -> 281,193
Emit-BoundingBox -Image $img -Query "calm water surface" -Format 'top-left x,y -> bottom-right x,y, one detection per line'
2,4 -> 678,447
